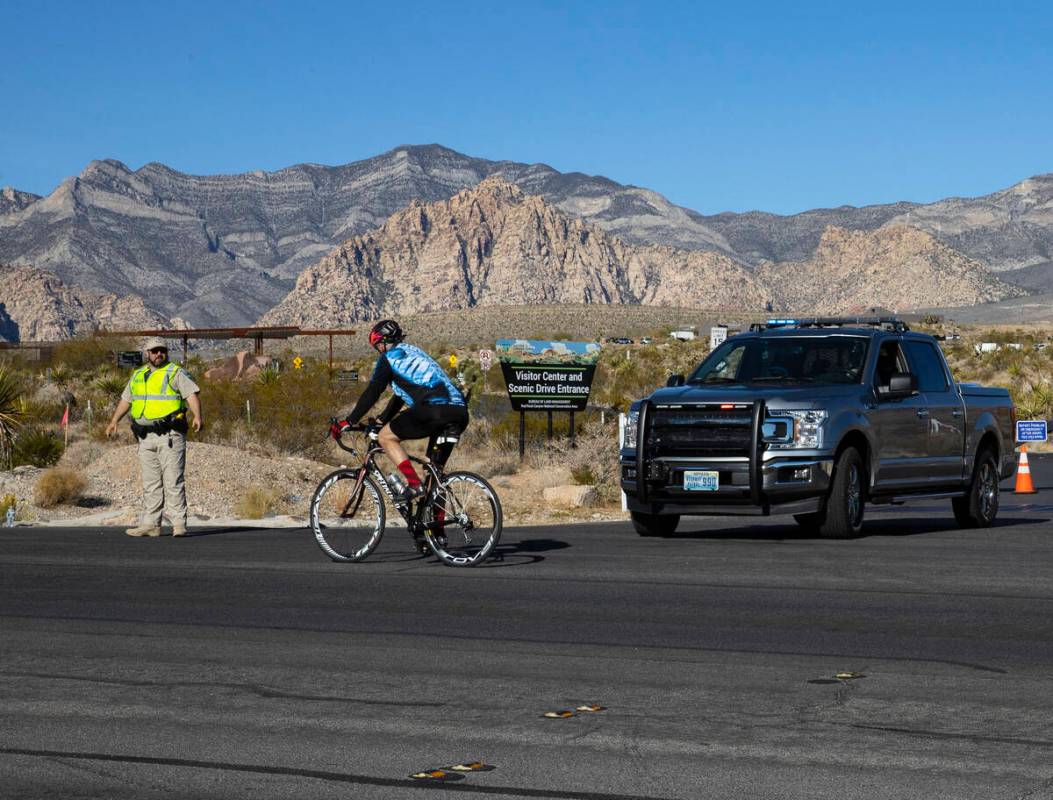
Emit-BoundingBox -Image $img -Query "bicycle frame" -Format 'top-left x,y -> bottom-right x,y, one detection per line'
334,432 -> 450,535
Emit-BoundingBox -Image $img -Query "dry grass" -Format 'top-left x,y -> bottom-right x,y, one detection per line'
33,467 -> 87,508
233,487 -> 283,519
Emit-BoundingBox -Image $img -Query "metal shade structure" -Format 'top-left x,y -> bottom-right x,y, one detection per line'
94,326 -> 358,369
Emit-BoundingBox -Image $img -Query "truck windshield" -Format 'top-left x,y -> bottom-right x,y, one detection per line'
688,335 -> 869,386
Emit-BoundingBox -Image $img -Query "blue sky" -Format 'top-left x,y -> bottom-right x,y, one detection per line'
1,1 -> 1051,214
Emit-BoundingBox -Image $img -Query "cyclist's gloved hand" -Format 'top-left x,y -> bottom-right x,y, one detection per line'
330,418 -> 353,438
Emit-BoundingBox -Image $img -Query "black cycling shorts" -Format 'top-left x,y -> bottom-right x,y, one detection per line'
389,403 -> 469,442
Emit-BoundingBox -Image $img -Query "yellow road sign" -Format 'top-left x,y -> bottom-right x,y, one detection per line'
448,354 -> 458,368
293,356 -> 303,369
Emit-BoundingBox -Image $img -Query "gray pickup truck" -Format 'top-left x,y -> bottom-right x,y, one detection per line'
620,318 -> 1017,538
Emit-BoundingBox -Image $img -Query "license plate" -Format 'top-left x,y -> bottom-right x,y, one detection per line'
683,470 -> 719,491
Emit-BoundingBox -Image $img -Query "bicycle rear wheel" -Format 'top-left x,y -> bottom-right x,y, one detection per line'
310,469 -> 385,562
424,471 -> 502,566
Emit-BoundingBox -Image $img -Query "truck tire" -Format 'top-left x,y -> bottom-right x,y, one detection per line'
816,447 -> 866,539
952,449 -> 999,528
631,511 -> 680,537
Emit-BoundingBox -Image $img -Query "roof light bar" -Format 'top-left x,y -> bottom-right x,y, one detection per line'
749,317 -> 910,332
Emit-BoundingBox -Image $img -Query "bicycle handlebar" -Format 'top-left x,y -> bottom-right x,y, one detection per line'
327,417 -> 381,453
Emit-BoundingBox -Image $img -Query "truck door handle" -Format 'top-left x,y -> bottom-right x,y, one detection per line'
916,409 -> 930,418
951,409 -> 963,417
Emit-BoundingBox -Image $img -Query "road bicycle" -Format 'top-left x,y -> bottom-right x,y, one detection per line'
310,420 -> 503,566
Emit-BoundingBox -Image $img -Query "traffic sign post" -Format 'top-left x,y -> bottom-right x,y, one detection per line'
1016,420 -> 1048,443
293,356 -> 303,370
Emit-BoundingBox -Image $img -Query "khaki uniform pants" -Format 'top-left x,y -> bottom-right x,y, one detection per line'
138,431 -> 187,527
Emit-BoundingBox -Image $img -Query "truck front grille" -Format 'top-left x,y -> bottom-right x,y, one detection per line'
648,405 -> 753,458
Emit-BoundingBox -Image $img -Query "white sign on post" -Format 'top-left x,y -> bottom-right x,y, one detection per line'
1016,420 -> 1048,443
478,348 -> 494,371
710,326 -> 728,349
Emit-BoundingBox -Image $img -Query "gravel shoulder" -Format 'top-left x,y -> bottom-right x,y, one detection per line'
0,442 -> 626,528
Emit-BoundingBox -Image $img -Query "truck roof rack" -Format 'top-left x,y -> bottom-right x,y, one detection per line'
748,317 -> 911,333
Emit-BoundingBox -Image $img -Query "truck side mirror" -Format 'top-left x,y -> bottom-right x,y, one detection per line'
880,372 -> 917,399
666,374 -> 685,387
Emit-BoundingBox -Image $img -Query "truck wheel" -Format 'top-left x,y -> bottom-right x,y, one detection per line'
817,447 -> 866,539
952,449 -> 999,528
631,511 -> 680,537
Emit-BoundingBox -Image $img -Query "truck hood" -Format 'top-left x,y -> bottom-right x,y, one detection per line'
645,383 -> 860,410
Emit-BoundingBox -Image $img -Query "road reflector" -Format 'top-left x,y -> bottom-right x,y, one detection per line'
447,762 -> 494,772
543,710 -> 575,718
409,769 -> 462,782
835,671 -> 866,680
576,704 -> 606,712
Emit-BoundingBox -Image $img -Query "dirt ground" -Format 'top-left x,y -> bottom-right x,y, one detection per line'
0,441 -> 626,529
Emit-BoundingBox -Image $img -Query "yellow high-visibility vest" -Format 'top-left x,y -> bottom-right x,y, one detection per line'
128,363 -> 186,420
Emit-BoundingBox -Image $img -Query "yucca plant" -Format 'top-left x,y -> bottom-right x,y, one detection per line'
11,427 -> 63,468
94,372 -> 127,397
0,366 -> 25,468
257,365 -> 281,385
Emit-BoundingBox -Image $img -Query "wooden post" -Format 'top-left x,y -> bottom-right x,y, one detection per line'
547,410 -> 553,440
519,410 -> 526,460
182,335 -> 188,364
328,334 -> 334,373
569,410 -> 576,448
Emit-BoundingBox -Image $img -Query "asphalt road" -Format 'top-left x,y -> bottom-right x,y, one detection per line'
2,457 -> 1053,799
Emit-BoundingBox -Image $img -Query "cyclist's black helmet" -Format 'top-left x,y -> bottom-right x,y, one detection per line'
369,319 -> 404,348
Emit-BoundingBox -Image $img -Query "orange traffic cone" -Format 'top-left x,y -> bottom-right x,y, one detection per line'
1014,445 -> 1036,494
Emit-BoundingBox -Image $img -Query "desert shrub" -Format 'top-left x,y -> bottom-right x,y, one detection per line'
34,467 -> 87,508
234,487 -> 282,519
570,464 -> 596,485
11,428 -> 63,468
61,440 -> 105,471
540,429 -> 621,502
257,366 -> 280,385
94,372 -> 127,398
0,365 -> 24,467
51,337 -> 137,373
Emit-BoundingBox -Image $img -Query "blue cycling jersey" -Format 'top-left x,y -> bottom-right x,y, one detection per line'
379,343 -> 466,408
345,342 -> 465,427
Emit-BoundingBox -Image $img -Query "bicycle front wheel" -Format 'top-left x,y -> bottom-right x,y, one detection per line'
424,471 -> 502,566
310,469 -> 385,562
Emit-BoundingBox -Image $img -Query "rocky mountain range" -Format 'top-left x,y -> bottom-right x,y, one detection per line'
2,144 -> 1051,332
0,264 -> 167,342
261,178 -> 1018,326
258,179 -> 769,326
755,225 -> 1022,314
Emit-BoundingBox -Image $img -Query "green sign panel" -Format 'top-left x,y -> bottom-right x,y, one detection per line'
496,339 -> 600,411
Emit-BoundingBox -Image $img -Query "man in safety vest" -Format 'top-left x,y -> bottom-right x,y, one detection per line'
105,337 -> 203,537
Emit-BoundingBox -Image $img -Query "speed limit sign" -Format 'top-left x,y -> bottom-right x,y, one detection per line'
478,349 -> 493,371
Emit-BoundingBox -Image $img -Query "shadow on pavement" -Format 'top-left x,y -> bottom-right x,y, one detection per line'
475,537 -> 571,568
179,525 -> 307,537
672,515 -> 1051,541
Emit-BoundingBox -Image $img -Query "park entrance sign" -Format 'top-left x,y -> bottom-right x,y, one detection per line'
497,339 -> 600,412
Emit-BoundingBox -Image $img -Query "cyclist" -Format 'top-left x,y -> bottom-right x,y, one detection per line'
337,320 -> 468,545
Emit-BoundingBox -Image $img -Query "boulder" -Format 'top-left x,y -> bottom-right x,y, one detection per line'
543,484 -> 599,508
205,351 -> 275,381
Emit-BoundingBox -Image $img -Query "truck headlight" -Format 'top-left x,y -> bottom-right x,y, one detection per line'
767,410 -> 826,449
622,409 -> 640,449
